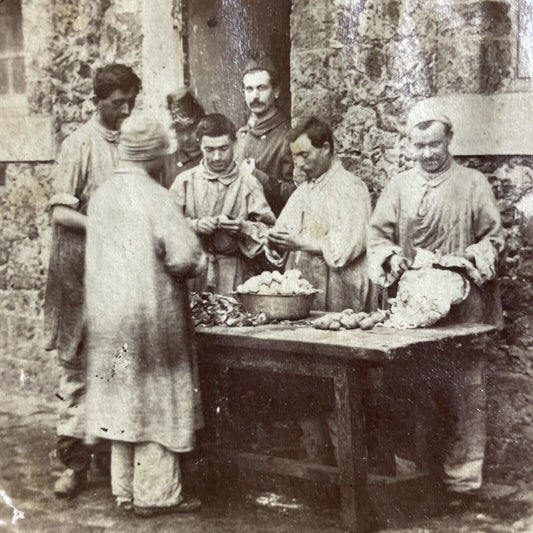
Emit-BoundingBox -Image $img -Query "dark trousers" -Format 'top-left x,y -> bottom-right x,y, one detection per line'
57,436 -> 91,473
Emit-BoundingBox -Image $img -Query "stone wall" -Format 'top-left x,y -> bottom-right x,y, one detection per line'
291,0 -> 533,481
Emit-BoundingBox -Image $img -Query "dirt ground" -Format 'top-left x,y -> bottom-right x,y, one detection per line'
0,390 -> 532,533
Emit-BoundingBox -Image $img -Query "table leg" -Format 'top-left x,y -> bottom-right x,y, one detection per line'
334,365 -> 374,533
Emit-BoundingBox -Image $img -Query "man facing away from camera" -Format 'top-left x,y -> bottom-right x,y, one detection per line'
234,52 -> 295,217
43,63 -> 141,498
85,114 -> 206,517
170,113 -> 275,295
368,100 -> 504,508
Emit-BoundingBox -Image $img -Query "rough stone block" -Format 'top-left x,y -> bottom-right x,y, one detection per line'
291,0 -> 331,49
435,39 -> 511,94
344,157 -> 392,204
291,89 -> 332,122
486,373 -> 533,441
357,0 -> 400,40
506,346 -> 533,378
331,0 -> 366,48
501,278 -> 533,312
8,315 -> 39,346
335,104 -> 377,146
436,1 -> 512,39
389,38 -> 436,98
487,341 -> 533,379
7,240 -> 44,283
0,313 -> 9,351
508,315 -> 533,348
485,436 -> 533,482
328,49 -> 367,98
291,49 -> 332,91
0,351 -> 60,397
396,3 -> 439,38
0,290 -> 42,317
375,96 -> 411,133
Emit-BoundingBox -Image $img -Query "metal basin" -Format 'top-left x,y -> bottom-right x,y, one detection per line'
236,292 -> 317,320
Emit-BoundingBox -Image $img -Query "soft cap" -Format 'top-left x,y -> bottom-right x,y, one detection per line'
119,114 -> 169,161
406,99 -> 452,135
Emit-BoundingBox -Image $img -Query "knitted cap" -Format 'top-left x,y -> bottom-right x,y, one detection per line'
119,114 -> 169,162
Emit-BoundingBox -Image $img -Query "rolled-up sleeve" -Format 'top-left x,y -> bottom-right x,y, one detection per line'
48,134 -> 86,211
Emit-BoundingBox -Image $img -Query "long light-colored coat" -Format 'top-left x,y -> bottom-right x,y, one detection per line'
85,166 -> 205,453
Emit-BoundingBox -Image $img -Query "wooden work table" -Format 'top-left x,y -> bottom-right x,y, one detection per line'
195,322 -> 497,532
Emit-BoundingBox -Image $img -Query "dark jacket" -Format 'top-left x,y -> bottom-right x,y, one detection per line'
235,109 -> 295,216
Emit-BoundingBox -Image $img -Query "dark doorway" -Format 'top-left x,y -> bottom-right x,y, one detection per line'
185,0 -> 291,128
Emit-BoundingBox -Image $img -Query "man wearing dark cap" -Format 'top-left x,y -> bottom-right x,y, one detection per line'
161,87 -> 205,189
43,63 -> 141,498
235,52 -> 295,216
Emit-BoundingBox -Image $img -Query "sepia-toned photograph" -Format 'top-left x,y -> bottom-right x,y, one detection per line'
0,0 -> 532,531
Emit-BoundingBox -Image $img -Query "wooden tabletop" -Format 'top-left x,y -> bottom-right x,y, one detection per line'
195,323 -> 498,363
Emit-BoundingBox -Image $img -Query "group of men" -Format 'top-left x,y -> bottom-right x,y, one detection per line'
44,53 -> 504,518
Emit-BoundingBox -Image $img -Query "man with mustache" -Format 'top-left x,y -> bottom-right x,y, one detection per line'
368,100 -> 504,508
44,64 -> 141,498
234,52 -> 295,217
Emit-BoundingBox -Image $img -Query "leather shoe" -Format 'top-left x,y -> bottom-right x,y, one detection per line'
54,468 -> 86,499
134,497 -> 201,518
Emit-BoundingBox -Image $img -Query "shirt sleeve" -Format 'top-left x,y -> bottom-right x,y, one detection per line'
368,177 -> 404,286
320,176 -> 371,269
154,192 -> 207,280
237,179 -> 276,259
264,187 -> 303,266
168,171 -> 201,232
48,134 -> 87,211
464,174 -> 505,283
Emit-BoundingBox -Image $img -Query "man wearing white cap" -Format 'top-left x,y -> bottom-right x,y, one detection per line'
368,100 -> 504,506
84,114 -> 206,516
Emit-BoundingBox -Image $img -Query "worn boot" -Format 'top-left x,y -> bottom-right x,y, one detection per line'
54,468 -> 87,499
